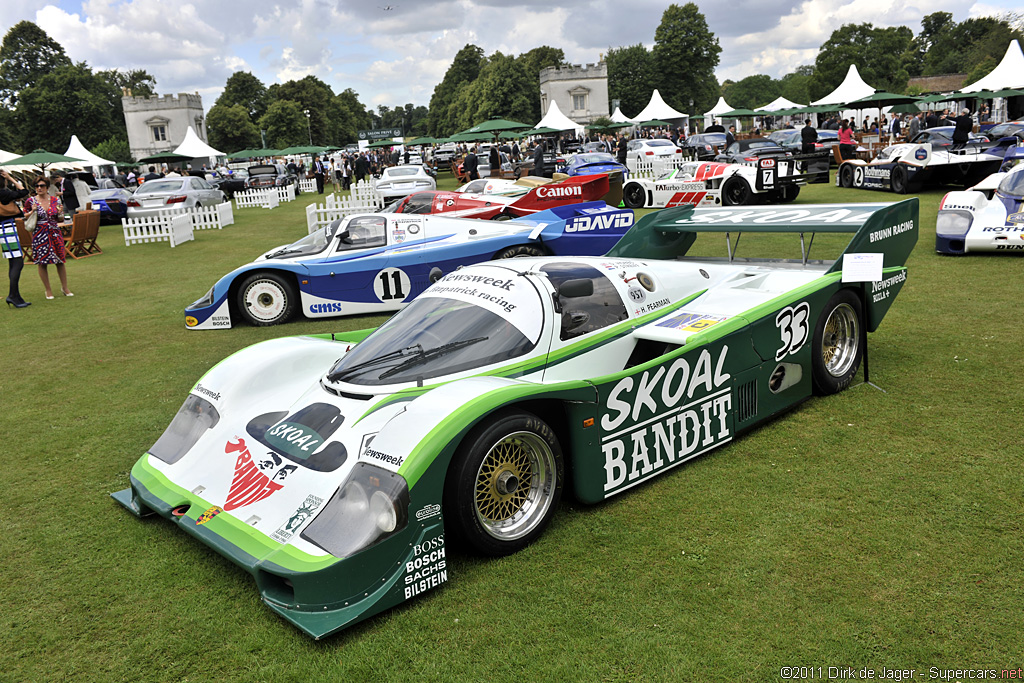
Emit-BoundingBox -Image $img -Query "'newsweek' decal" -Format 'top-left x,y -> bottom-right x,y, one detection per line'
420,266 -> 543,342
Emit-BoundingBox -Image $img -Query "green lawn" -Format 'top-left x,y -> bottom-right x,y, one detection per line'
2,173 -> 1021,682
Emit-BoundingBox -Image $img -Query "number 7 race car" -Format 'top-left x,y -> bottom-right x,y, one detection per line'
115,199 -> 918,639
621,157 -> 829,210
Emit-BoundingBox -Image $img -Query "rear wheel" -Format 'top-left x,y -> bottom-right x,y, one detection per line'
839,164 -> 854,188
891,165 -> 909,194
722,177 -> 752,206
623,182 -> 646,208
444,410 -> 563,556
236,272 -> 298,326
811,289 -> 862,395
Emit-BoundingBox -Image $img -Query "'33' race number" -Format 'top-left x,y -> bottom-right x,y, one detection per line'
775,302 -> 810,361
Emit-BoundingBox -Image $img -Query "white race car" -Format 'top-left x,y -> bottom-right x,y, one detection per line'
621,158 -> 828,209
936,146 -> 1024,254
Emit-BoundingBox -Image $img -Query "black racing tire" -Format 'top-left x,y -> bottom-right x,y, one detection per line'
722,177 -> 752,206
443,409 -> 563,556
891,165 -> 909,194
811,289 -> 863,395
236,272 -> 299,326
513,165 -> 523,180
839,164 -> 854,188
622,182 -> 646,209
494,244 -> 545,259
491,211 -> 513,221
778,185 -> 800,203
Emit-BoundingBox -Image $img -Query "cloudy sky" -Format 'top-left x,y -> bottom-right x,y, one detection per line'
2,0 -> 1018,113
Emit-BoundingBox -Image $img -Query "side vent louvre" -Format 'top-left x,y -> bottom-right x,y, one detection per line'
736,381 -> 757,423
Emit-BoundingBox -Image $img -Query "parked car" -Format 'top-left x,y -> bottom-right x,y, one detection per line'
582,141 -> 610,153
126,177 -> 227,218
681,133 -> 727,161
373,164 -> 437,201
247,163 -> 300,193
116,199 -> 918,638
476,151 -> 521,179
625,138 -> 682,166
982,121 -> 1024,143
556,152 -> 629,179
433,144 -> 458,165
906,126 -> 988,150
89,178 -> 135,222
714,138 -> 791,164
182,201 -> 634,329
210,169 -> 248,199
770,129 -> 840,156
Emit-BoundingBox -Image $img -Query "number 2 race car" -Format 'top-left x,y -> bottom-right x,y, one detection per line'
621,157 -> 829,210
115,199 -> 917,638
184,202 -> 634,329
935,147 -> 1024,254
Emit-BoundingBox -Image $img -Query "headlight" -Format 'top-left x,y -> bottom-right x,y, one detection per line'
936,210 -> 972,239
149,394 -> 221,465
300,462 -> 409,557
188,287 -> 215,309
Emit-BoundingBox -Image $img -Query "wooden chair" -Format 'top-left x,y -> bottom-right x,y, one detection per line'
832,146 -> 846,166
65,210 -> 101,259
451,159 -> 470,185
14,218 -> 33,263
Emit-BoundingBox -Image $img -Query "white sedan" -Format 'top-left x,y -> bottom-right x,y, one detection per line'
625,138 -> 683,171
374,164 -> 436,201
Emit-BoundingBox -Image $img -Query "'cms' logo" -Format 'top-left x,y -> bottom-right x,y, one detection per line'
310,302 -> 343,314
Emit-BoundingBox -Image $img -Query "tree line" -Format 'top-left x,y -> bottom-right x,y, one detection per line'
0,8 -> 1020,160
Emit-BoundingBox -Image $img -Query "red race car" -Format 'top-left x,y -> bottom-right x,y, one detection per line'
385,174 -> 610,219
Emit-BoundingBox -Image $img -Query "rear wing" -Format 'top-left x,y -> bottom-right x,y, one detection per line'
784,152 -> 831,184
507,174 -> 610,215
605,199 -> 919,273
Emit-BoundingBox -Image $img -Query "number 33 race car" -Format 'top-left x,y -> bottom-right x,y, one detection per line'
621,158 -> 828,210
115,200 -> 918,638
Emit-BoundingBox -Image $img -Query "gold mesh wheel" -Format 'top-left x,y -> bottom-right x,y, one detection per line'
821,302 -> 859,377
473,430 -> 556,541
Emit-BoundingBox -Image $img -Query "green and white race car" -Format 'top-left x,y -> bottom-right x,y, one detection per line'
114,200 -> 918,638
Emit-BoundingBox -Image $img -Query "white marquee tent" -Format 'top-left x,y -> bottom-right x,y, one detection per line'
610,106 -> 635,124
64,135 -> 113,169
703,96 -> 735,130
173,126 -> 225,159
535,101 -> 584,134
632,89 -> 688,123
811,64 -> 875,106
960,40 -> 1024,92
759,96 -> 804,112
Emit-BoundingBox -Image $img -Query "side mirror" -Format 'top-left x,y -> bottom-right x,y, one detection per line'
558,278 -> 594,299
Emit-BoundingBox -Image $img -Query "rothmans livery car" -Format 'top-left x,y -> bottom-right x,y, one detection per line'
184,202 -> 634,329
936,145 -> 1024,254
621,158 -> 828,210
115,199 -> 918,638
836,137 -> 1020,194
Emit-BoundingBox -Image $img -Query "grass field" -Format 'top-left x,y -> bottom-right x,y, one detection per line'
2,173 -> 1021,682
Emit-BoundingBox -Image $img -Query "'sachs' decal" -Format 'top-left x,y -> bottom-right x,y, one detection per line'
404,534 -> 447,600
600,346 -> 732,495
196,506 -> 223,526
775,302 -> 810,361
270,495 -> 324,543
224,438 -> 285,511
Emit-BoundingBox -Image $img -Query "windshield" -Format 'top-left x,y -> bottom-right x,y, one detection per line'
328,265 -> 544,386
575,153 -> 616,165
266,219 -> 344,259
997,168 -> 1024,197
384,167 -> 420,178
646,140 -> 675,148
137,180 -> 185,195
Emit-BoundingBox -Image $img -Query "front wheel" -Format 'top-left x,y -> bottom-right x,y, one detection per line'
444,410 -> 563,556
721,177 -> 752,206
623,182 -> 646,208
811,289 -> 862,395
494,244 -> 545,259
236,272 -> 299,326
839,164 -> 854,188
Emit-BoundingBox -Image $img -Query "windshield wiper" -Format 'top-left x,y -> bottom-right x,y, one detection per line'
326,344 -> 423,383
378,337 -> 488,381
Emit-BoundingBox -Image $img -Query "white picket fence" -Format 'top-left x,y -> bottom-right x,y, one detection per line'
276,184 -> 296,203
351,179 -> 383,208
305,192 -> 381,234
122,202 -> 235,247
122,212 -> 194,247
234,188 -> 280,210
299,178 -> 316,194
629,156 -> 689,180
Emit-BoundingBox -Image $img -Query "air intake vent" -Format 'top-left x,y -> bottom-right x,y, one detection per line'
736,381 -> 757,423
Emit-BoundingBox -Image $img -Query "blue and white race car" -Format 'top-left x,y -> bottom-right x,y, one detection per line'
184,203 -> 636,329
556,152 -> 629,179
936,145 -> 1024,254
